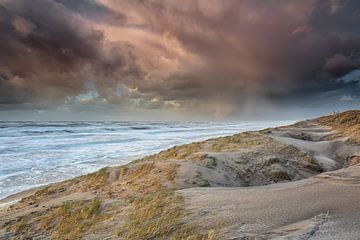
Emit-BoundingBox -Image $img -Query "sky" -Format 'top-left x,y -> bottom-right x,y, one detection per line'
0,0 -> 359,121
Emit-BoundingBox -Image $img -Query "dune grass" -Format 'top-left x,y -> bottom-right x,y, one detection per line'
270,170 -> 290,182
116,190 -> 215,240
211,132 -> 275,152
205,155 -> 217,168
50,198 -> 104,240
316,110 -> 360,144
9,198 -> 106,240
81,168 -> 109,190
143,142 -> 204,161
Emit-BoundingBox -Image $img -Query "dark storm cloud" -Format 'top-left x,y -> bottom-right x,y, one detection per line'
325,54 -> 360,78
0,0 -> 359,119
55,0 -> 126,24
0,0 -> 141,106
124,0 -> 360,103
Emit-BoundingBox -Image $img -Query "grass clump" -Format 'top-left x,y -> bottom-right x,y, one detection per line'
35,186 -> 56,197
123,162 -> 155,180
12,216 -> 31,233
193,172 -> 210,187
211,132 -> 274,152
270,170 -> 290,182
278,145 -> 305,156
165,164 -> 179,181
205,156 -> 217,169
349,156 -> 360,166
117,190 -> 214,240
263,157 -> 281,166
11,198 -> 105,239
144,142 -> 204,161
316,110 -> 360,144
50,198 -> 103,239
304,157 -> 323,172
81,168 -> 109,190
115,162 -> 165,194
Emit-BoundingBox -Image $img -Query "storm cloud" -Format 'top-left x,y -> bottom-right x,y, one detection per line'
0,0 -> 359,119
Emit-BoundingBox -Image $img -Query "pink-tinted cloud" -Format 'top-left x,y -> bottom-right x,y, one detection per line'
0,0 -> 359,119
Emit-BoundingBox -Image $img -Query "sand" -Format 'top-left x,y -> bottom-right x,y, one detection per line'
182,165 -> 360,239
180,122 -> 360,239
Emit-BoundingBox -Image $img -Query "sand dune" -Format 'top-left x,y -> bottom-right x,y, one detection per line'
181,120 -> 360,239
182,165 -> 360,239
1,111 -> 359,239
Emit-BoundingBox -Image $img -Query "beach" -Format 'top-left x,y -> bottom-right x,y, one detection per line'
0,121 -> 290,200
1,111 -> 359,239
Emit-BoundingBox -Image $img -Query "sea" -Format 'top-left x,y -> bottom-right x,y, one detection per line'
0,120 -> 294,200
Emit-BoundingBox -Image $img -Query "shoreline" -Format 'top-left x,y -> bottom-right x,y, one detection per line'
0,121 -> 296,207
0,187 -> 44,210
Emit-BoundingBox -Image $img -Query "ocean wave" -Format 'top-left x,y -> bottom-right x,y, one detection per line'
22,130 -> 75,135
130,126 -> 153,130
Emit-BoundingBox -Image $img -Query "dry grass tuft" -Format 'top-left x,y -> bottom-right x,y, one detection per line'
116,190 -> 215,240
263,157 -> 281,166
165,163 -> 179,181
8,198 -> 106,240
211,132 -> 275,152
205,156 -> 217,168
50,198 -> 104,240
80,168 -> 109,190
316,110 -> 360,144
123,162 -> 155,180
143,142 -> 204,161
270,170 -> 290,182
304,157 -> 323,172
35,186 -> 57,197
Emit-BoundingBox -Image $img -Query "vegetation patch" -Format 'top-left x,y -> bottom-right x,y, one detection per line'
7,198 -> 106,240
278,145 -> 305,156
304,157 -> 323,172
81,168 -> 109,190
348,156 -> 360,166
270,170 -> 290,182
316,110 -> 360,144
205,156 -> 218,168
165,163 -> 179,181
263,157 -> 281,166
116,190 -> 215,240
122,162 -> 155,180
144,142 -> 204,161
11,216 -> 31,233
211,132 -> 274,152
111,162 -> 178,194
50,198 -> 104,240
194,171 -> 211,187
35,186 -> 57,197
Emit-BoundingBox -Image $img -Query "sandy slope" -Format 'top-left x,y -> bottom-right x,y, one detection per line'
269,123 -> 348,170
181,122 -> 360,239
182,166 -> 360,239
